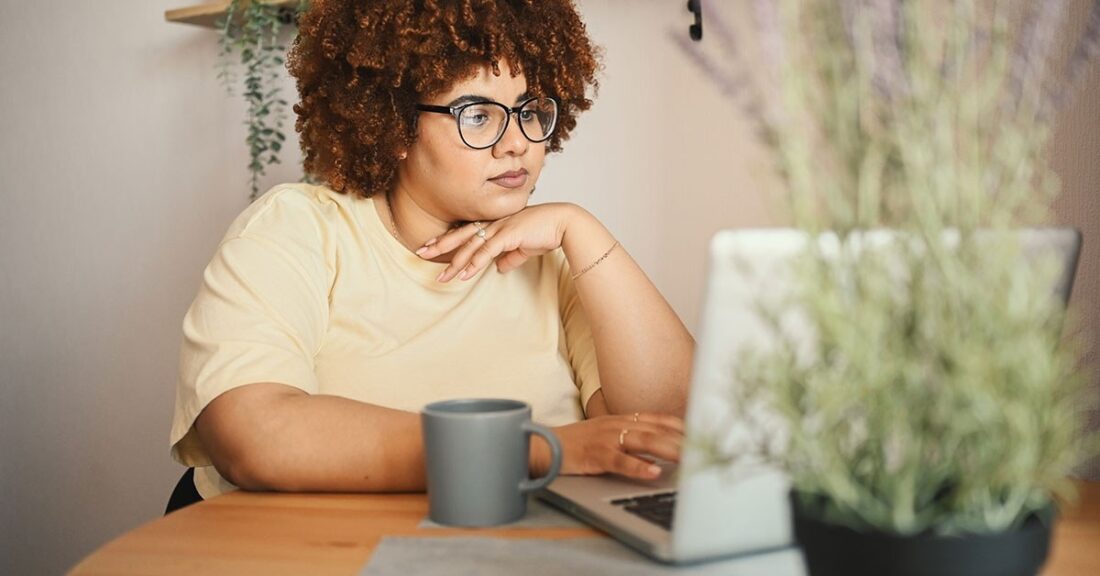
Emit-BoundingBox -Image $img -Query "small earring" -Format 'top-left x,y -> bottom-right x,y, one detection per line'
398,152 -> 407,160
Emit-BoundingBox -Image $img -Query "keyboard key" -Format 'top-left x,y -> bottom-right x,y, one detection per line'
612,491 -> 677,531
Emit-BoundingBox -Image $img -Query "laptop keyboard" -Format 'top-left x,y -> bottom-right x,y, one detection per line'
610,491 -> 677,530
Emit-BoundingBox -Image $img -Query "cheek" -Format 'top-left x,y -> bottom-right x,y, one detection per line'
412,134 -> 479,185
531,146 -> 547,171
406,144 -> 497,218
439,152 -> 489,195
526,147 -> 547,181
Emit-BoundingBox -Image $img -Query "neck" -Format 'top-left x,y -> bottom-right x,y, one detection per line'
385,188 -> 454,261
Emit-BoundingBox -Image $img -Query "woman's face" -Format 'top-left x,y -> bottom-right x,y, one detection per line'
395,60 -> 546,224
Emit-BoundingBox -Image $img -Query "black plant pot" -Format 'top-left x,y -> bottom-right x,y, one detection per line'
790,492 -> 1055,576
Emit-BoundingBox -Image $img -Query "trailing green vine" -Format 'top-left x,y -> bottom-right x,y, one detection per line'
216,1 -> 310,200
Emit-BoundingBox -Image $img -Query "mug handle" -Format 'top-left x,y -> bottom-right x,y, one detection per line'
518,422 -> 563,494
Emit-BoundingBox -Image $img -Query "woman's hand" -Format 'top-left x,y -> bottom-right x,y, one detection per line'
415,203 -> 580,282
530,413 -> 685,480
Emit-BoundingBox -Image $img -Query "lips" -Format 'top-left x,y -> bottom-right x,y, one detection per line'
488,168 -> 529,189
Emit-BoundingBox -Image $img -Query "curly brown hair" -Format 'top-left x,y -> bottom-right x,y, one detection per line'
287,0 -> 601,198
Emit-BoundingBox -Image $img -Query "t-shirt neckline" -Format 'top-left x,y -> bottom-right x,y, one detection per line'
364,195 -> 487,290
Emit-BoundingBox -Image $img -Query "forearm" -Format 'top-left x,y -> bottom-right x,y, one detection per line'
561,206 -> 694,417
197,384 -> 427,492
584,389 -> 610,417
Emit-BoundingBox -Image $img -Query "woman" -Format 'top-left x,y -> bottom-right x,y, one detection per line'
168,0 -> 694,505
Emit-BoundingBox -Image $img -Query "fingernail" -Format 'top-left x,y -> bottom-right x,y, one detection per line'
415,246 -> 428,255
459,268 -> 471,280
648,465 -> 662,477
425,237 -> 438,246
436,270 -> 447,282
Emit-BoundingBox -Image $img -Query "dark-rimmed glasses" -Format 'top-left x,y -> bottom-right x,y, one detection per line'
415,96 -> 559,150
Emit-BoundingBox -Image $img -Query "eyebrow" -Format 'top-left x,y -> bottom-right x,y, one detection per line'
446,92 -> 532,107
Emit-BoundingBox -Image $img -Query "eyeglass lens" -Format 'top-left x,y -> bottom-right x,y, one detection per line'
457,98 -> 557,149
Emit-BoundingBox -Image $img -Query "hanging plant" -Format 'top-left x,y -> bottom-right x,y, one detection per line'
216,1 -> 309,200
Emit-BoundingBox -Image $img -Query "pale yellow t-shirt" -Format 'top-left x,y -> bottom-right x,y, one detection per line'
170,183 -> 602,498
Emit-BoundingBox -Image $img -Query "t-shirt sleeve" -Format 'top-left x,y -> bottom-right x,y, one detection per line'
170,187 -> 333,466
555,250 -> 602,417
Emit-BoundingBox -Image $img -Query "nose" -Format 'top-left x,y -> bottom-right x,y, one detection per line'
492,111 -> 529,157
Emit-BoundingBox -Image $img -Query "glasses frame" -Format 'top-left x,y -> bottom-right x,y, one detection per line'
415,96 -> 559,150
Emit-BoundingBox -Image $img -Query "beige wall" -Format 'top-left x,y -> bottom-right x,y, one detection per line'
0,2 -> 306,573
0,1 -> 1096,574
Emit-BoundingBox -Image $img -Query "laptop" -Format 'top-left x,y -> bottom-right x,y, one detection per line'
538,227 -> 1082,565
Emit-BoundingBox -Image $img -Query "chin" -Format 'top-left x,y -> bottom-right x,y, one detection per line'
478,187 -> 532,220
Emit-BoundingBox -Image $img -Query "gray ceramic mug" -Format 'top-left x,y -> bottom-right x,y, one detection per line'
421,398 -> 563,527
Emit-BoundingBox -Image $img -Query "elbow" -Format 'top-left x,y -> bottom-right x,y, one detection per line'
196,422 -> 282,491
194,383 -> 307,491
197,424 -> 292,492
215,449 -> 280,491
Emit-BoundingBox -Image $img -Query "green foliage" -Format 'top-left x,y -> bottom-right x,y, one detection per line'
698,0 -> 1097,536
723,231 -> 1089,536
217,1 -> 309,200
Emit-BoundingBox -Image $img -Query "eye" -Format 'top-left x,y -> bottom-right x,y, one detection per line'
518,109 -> 537,122
460,106 -> 492,128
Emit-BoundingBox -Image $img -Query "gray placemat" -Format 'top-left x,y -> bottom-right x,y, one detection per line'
360,536 -> 805,576
417,497 -> 586,529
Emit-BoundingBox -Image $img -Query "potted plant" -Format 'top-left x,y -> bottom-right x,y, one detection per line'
676,1 -> 1099,575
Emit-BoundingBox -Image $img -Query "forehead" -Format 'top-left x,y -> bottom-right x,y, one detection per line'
433,61 -> 528,102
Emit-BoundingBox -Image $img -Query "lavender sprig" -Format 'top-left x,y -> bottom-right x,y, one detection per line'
750,0 -> 786,130
703,0 -> 741,66
1010,0 -> 1069,117
839,0 -> 861,53
868,0 -> 908,102
1053,0 -> 1100,112
751,0 -> 785,72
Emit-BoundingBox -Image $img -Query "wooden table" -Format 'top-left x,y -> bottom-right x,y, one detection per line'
71,481 -> 1100,575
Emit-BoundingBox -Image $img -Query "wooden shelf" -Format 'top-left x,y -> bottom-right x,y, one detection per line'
165,0 -> 300,29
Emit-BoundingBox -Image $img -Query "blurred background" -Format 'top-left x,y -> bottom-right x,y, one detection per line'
0,1 -> 1096,573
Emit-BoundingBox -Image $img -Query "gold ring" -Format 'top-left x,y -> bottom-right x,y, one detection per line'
618,428 -> 629,448
632,412 -> 640,423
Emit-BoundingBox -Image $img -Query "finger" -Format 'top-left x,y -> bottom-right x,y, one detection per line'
463,233 -> 525,279
416,222 -> 481,259
457,234 -> 507,280
415,231 -> 462,259
592,413 -> 685,437
620,429 -> 683,464
439,227 -> 496,282
606,450 -> 666,480
632,413 -> 685,435
496,249 -> 531,274
607,414 -> 685,438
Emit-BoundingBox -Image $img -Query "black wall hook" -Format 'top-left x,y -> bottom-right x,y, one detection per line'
687,0 -> 703,41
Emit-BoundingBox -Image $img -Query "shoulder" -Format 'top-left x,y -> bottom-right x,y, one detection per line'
221,183 -> 359,243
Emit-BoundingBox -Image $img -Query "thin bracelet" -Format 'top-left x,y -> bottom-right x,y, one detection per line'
572,241 -> 620,280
